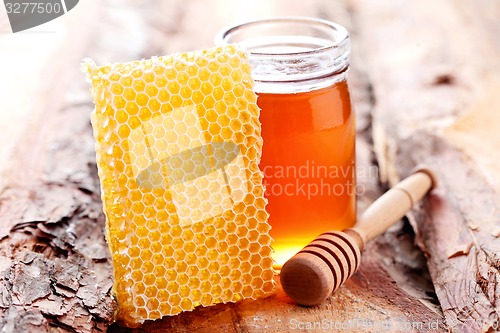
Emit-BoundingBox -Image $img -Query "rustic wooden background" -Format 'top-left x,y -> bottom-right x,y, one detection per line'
0,0 -> 498,332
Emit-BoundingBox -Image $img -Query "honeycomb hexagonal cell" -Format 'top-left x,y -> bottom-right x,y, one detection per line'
83,45 -> 276,327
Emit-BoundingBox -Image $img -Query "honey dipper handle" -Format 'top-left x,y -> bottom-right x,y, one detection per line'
354,168 -> 437,241
280,168 -> 437,307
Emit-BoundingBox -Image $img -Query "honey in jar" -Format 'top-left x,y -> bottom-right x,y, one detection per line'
216,17 -> 355,266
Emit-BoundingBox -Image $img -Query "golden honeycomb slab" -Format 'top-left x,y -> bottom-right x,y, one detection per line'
82,45 -> 275,327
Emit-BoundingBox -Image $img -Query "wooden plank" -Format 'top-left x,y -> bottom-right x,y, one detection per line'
351,0 -> 500,331
0,0 -> 445,332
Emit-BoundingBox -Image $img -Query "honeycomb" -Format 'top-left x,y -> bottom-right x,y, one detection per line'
82,45 -> 275,327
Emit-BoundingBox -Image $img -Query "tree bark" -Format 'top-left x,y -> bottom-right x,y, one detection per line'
351,0 -> 500,331
0,0 -> 452,332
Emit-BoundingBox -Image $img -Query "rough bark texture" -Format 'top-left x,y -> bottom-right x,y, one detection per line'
0,1 -> 146,331
10,0 -> 500,332
351,0 -> 500,331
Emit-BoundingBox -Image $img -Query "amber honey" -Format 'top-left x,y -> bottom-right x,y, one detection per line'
216,17 -> 355,266
258,81 -> 355,265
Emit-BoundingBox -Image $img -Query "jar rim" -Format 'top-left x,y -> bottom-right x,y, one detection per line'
214,17 -> 349,57
214,17 -> 350,93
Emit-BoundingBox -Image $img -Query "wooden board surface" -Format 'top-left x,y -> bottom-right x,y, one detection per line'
3,0 -> 498,332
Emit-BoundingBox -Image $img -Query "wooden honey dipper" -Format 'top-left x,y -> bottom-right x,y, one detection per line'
280,168 -> 437,306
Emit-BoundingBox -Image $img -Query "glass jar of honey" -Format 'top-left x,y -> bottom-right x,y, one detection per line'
216,17 -> 355,267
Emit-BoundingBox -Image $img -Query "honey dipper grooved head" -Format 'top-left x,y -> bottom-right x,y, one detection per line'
280,231 -> 361,306
280,253 -> 335,306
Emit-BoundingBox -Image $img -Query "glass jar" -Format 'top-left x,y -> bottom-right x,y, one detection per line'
215,17 -> 355,267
